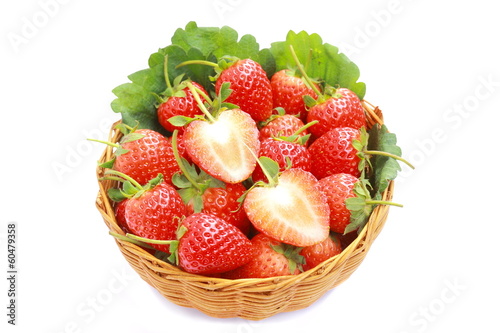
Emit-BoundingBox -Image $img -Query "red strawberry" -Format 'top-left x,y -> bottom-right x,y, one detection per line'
243,167 -> 330,247
315,173 -> 358,233
184,108 -> 260,184
157,81 -> 207,133
308,127 -> 362,179
338,230 -> 359,249
112,174 -> 187,254
166,132 -> 191,164
177,213 -> 253,275
186,184 -> 251,235
222,233 -> 303,279
259,114 -> 307,141
114,200 -> 129,233
111,128 -> 181,186
300,234 -> 342,270
270,69 -> 319,121
251,138 -> 311,183
214,58 -> 273,122
307,87 -> 366,138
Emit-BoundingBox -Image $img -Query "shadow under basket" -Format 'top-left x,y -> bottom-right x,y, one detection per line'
95,100 -> 394,321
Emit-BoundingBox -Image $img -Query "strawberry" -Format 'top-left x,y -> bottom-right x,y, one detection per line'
171,130 -> 251,234
215,58 -> 273,122
306,87 -> 367,138
107,173 -> 187,254
270,69 -> 319,121
178,57 -> 273,122
185,184 -> 251,235
308,127 -> 362,179
90,125 -> 181,186
243,166 -> 330,247
338,230 -> 359,249
114,199 -> 130,234
315,173 -> 359,233
300,234 -> 342,270
259,113 -> 307,141
286,45 -> 366,138
114,128 -> 181,186
157,81 -> 207,133
251,138 -> 311,183
177,213 -> 253,275
182,83 -> 260,184
166,132 -> 190,164
222,233 -> 303,279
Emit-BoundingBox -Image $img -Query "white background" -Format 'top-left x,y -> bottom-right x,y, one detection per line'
1,0 -> 499,332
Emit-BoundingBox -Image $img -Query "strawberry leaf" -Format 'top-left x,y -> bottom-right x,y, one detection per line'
367,124 -> 403,198
269,30 -> 366,100
111,21 -> 276,132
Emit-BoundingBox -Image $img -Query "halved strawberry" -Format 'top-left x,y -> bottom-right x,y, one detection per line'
184,109 -> 259,183
171,131 -> 251,234
243,167 -> 330,247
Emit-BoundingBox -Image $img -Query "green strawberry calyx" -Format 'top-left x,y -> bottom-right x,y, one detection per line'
101,170 -> 164,202
346,124 -> 415,234
270,243 -> 306,274
167,81 -> 237,127
110,229 -> 185,266
170,130 -> 226,213
270,120 -> 318,146
344,178 -> 402,234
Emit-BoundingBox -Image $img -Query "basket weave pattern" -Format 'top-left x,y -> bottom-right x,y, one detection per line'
95,101 -> 393,320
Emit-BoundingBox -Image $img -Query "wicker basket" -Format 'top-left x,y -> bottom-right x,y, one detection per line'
95,100 -> 393,320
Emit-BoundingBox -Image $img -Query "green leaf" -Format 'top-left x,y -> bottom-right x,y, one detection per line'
258,156 -> 280,184
107,188 -> 127,202
110,21 -> 277,133
167,115 -> 196,127
270,30 -> 366,100
367,124 -> 403,195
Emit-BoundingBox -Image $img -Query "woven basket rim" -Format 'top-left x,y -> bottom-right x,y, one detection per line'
94,100 -> 394,319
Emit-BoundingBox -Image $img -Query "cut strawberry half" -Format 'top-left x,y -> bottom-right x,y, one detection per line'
243,168 -> 330,247
184,109 -> 259,184
179,82 -> 260,184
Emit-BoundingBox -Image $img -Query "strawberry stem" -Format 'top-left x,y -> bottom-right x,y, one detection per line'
163,54 -> 173,90
186,82 -> 216,123
288,45 -> 323,97
109,231 -> 156,250
104,170 -> 144,190
87,138 -> 120,148
365,200 -> 403,208
126,233 -> 178,246
364,150 -> 415,169
291,120 -> 318,137
176,59 -> 219,69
